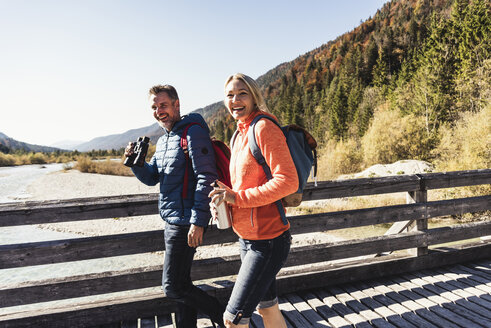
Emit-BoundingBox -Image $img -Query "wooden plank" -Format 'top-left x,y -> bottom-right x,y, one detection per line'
315,289 -> 373,328
0,291 -> 178,328
328,285 -> 396,328
3,195 -> 488,269
300,291 -> 351,328
1,169 -> 488,227
364,279 -> 440,328
278,296 -> 313,328
0,227 -> 237,269
446,266 -> 491,292
0,266 -> 163,307
302,175 -> 421,201
421,169 -> 491,190
339,284 -> 417,328
0,194 -> 159,226
0,230 -> 165,269
7,229 -> 489,307
140,316 -> 157,328
277,243 -> 491,295
2,246 -> 490,328
295,195 -> 491,235
388,277 -> 464,328
406,190 -> 428,257
121,320 -> 138,328
348,281 -> 434,328
284,293 -> 331,327
156,314 -> 173,328
411,270 -> 491,319
6,242 -> 480,309
457,263 -> 491,281
391,276 -> 482,328
289,202 -> 426,234
425,195 -> 491,219
376,279 -> 461,328
404,272 -> 491,326
426,221 -> 491,246
476,260 -> 491,270
433,268 -> 491,302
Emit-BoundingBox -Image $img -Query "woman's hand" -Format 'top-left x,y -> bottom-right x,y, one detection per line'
209,180 -> 236,209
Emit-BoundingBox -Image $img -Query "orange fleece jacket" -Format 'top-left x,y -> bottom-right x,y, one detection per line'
230,111 -> 298,240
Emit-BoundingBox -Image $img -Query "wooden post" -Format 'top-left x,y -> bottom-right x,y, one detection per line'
406,190 -> 428,257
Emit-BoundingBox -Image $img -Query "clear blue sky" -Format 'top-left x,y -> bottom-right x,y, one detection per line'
0,0 -> 388,146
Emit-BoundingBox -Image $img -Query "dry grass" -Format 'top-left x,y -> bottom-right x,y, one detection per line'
361,106 -> 436,165
0,152 -> 75,166
74,157 -> 133,176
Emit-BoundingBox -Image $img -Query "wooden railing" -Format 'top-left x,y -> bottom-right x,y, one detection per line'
0,169 -> 490,327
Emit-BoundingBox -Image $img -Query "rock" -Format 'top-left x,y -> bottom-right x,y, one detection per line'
338,160 -> 434,179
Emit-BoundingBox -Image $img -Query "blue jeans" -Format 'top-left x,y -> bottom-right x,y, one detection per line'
162,223 -> 225,328
224,230 -> 292,325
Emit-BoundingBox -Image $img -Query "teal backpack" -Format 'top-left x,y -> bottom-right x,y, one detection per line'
232,114 -> 317,224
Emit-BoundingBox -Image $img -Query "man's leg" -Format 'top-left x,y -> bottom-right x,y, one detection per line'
163,224 -> 224,327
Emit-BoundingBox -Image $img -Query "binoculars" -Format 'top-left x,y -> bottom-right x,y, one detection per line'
124,136 -> 150,167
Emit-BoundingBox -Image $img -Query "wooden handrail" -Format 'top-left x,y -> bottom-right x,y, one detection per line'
1,169 -> 489,226
0,169 -> 490,328
1,195 -> 489,269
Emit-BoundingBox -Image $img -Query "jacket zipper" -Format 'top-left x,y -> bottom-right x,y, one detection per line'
250,208 -> 254,227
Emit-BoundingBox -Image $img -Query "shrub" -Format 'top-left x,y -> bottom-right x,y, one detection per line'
0,153 -> 16,166
361,106 -> 436,166
433,104 -> 491,172
29,153 -> 48,164
317,138 -> 363,179
74,156 -> 94,173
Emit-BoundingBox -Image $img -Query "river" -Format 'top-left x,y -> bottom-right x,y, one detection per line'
0,163 -> 164,289
0,163 -> 66,203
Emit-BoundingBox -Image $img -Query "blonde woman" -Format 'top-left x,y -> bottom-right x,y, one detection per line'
210,73 -> 298,328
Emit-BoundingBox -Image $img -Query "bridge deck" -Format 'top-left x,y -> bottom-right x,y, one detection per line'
121,259 -> 491,328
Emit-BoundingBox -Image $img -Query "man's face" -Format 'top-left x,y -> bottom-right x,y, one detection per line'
151,92 -> 180,131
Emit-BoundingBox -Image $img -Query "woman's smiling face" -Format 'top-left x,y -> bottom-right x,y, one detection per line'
225,78 -> 256,121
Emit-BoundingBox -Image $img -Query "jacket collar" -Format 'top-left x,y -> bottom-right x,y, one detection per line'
237,110 -> 278,135
237,110 -> 261,135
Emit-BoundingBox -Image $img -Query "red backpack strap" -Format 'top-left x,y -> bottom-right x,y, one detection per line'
181,123 -> 201,199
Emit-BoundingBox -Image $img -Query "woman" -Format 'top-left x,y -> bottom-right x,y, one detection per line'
209,73 -> 298,328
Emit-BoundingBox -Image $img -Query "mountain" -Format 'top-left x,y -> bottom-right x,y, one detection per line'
250,0 -> 489,145
50,140 -> 86,151
73,123 -> 164,151
0,132 -> 65,153
78,0 -> 487,152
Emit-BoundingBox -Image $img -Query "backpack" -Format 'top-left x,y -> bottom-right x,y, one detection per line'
232,114 -> 317,224
181,123 -> 232,199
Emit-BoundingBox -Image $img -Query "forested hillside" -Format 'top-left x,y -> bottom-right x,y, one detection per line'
209,0 -> 490,178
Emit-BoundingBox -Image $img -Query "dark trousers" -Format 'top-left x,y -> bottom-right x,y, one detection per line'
162,223 -> 224,328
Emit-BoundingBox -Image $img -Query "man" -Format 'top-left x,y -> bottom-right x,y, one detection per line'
125,84 -> 224,328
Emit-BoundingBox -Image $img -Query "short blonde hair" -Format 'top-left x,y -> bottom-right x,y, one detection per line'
224,73 -> 271,113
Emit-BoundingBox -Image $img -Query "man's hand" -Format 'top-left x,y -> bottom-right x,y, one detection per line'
124,142 -> 135,158
188,224 -> 204,248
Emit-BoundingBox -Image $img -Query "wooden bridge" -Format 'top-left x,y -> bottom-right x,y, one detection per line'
0,169 -> 490,327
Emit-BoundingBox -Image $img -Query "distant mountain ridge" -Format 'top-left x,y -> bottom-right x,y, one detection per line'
4,0 -> 483,154
0,132 -> 65,153
73,123 -> 164,151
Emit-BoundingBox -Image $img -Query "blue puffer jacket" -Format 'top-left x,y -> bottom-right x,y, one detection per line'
131,113 -> 218,227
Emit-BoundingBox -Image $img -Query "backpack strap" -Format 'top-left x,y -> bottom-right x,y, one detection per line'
248,115 -> 288,225
180,123 -> 201,199
230,129 -> 239,150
